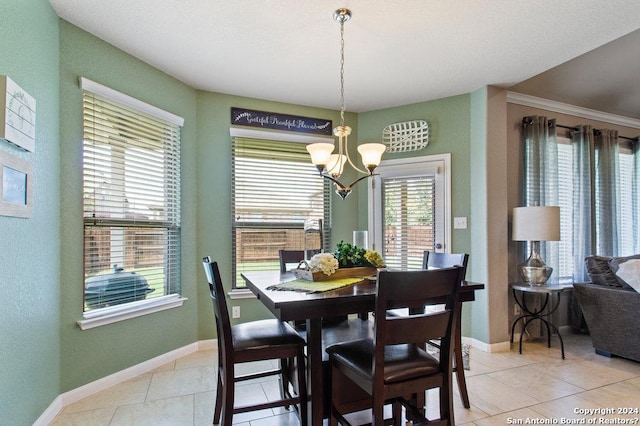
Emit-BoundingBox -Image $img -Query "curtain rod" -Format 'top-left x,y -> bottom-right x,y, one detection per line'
522,117 -> 639,142
555,123 -> 638,142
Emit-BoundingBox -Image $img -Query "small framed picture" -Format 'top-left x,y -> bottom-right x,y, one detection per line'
0,150 -> 33,218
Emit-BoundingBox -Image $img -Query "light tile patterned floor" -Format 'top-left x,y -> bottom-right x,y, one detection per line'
50,332 -> 640,425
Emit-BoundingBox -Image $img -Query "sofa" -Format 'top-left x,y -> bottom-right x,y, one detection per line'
573,255 -> 640,362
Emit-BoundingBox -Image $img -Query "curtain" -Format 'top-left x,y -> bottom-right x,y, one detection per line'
593,129 -> 620,256
524,116 -> 640,281
569,126 -> 594,282
635,141 -> 640,254
522,116 -> 560,278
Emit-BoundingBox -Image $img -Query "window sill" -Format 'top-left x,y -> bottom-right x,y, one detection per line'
77,294 -> 187,330
229,288 -> 256,300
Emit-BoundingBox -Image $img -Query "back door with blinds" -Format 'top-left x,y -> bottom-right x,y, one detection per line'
369,155 -> 450,270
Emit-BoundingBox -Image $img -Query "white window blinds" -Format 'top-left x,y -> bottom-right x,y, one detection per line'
232,137 -> 331,287
82,80 -> 182,312
382,174 -> 436,270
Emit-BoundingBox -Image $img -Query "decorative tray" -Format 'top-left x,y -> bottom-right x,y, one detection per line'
293,266 -> 378,282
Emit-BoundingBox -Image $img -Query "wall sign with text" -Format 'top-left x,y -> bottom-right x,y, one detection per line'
231,107 -> 332,135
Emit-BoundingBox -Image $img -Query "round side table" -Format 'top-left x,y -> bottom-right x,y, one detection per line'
510,283 -> 574,359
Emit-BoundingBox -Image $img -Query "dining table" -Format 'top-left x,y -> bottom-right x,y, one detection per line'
242,270 -> 484,426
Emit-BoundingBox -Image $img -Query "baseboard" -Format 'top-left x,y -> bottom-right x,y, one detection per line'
34,339 -> 217,426
463,336 -> 511,353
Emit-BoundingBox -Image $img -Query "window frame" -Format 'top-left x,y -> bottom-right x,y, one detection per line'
77,78 -> 186,329
368,154 -> 451,267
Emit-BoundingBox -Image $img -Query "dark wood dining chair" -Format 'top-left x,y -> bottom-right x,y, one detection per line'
423,251 -> 471,408
423,251 -> 469,277
202,257 -> 307,426
279,249 -> 307,273
327,267 -> 463,426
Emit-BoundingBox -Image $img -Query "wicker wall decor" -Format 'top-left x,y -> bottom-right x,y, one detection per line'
382,120 -> 429,152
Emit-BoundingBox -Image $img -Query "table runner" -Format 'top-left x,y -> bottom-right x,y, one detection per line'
266,277 -> 363,293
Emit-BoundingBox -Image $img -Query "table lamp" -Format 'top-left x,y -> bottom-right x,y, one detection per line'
512,206 -> 560,285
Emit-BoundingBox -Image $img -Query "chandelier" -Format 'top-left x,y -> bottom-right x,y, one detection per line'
306,8 -> 386,200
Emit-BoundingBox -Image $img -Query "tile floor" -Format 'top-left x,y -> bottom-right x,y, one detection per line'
50,331 -> 640,425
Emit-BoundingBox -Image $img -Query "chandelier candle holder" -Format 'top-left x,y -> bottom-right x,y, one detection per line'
306,8 -> 386,200
512,205 -> 561,286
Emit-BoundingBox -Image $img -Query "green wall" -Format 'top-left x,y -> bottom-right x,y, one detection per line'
58,20 -> 199,392
469,87 -> 491,343
0,1 -> 60,424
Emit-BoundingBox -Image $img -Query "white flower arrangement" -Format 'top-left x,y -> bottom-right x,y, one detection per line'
308,253 -> 339,276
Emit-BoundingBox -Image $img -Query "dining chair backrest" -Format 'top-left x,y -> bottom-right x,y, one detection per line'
202,257 -> 233,363
375,267 -> 462,353
423,251 -> 469,281
278,250 -> 305,273
279,249 -> 320,273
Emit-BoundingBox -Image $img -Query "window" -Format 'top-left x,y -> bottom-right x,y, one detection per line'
556,137 -> 574,280
232,137 -> 331,288
369,155 -> 450,270
81,78 -> 183,319
617,143 -> 636,255
556,134 -> 638,281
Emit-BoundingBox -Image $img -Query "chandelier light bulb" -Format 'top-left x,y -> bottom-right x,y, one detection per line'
358,143 -> 386,171
326,154 -> 346,177
306,143 -> 335,168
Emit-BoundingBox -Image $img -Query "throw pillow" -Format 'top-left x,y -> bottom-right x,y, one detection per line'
585,256 -> 622,287
609,255 -> 640,290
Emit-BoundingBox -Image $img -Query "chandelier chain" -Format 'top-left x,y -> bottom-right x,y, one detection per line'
339,17 -> 346,127
305,8 -> 385,200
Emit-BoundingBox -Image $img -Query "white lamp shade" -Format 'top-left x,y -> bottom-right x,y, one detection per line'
512,206 -> 560,241
326,154 -> 346,176
306,143 -> 335,166
357,143 -> 386,168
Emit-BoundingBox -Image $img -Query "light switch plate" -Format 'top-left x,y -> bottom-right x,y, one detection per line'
453,217 -> 467,229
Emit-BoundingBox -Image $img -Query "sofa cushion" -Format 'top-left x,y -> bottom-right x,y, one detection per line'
609,255 -> 640,292
585,256 -> 624,287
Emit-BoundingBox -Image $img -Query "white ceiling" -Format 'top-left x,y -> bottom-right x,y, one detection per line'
49,0 -> 640,117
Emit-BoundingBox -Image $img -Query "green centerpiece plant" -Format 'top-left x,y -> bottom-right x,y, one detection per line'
334,240 -> 385,268
303,241 -> 385,281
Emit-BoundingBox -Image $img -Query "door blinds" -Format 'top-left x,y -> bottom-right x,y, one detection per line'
382,174 -> 436,270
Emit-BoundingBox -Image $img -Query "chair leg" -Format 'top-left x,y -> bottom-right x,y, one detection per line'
280,358 -> 291,408
213,371 -> 223,424
221,368 -> 234,426
440,377 -> 455,426
296,351 -> 308,426
392,400 -> 403,426
454,311 -> 470,408
372,395 -> 384,426
329,411 -> 338,426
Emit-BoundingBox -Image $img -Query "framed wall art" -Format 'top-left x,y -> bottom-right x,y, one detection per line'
0,150 -> 33,218
1,76 -> 36,152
